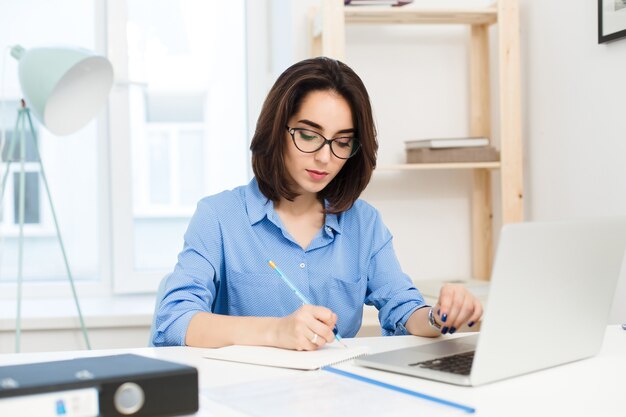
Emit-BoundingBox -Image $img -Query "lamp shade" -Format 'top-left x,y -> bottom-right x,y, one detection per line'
11,44 -> 114,136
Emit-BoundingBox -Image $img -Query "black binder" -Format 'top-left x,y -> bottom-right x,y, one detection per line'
0,353 -> 198,416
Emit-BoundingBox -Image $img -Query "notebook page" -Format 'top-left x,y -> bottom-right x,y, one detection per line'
203,344 -> 369,370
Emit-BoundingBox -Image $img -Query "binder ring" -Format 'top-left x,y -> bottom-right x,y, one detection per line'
114,382 -> 145,415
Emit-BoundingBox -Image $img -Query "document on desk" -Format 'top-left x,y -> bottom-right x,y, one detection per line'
203,344 -> 369,370
203,370 -> 470,417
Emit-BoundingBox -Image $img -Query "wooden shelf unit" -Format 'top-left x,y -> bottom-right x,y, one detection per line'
343,6 -> 497,25
377,162 -> 501,171
308,0 -> 523,280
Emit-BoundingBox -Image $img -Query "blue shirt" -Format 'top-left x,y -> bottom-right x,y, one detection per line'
153,178 -> 426,346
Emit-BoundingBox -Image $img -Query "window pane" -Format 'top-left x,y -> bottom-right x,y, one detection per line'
123,0 -> 248,274
146,92 -> 205,123
12,172 -> 40,224
0,0 -> 100,283
133,218 -> 188,271
147,131 -> 171,205
1,102 -> 39,163
178,130 -> 204,206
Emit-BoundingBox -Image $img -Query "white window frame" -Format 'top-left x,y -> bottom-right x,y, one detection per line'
133,122 -> 206,218
0,107 -> 55,238
107,0 -> 148,293
0,0 -> 274,299
0,0 -> 112,299
107,0 -> 266,294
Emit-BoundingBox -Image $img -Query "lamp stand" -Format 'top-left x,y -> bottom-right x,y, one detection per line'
0,100 -> 91,352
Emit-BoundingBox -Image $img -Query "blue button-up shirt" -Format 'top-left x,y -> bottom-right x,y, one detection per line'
153,178 -> 426,346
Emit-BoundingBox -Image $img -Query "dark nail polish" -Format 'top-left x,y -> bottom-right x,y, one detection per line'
437,309 -> 440,316
441,327 -> 448,334
449,327 -> 456,334
468,321 -> 475,327
441,313 -> 447,323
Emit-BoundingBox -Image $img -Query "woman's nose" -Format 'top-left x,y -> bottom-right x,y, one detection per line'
314,142 -> 333,162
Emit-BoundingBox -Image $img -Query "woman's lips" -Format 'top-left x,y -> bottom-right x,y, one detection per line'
306,169 -> 328,180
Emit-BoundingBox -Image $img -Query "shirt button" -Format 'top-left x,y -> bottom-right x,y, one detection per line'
325,226 -> 332,233
299,263 -> 306,269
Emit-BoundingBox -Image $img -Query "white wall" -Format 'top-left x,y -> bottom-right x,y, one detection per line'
271,0 -> 626,323
522,1 -> 626,323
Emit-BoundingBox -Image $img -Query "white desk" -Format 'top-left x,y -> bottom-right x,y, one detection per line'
1,325 -> 624,417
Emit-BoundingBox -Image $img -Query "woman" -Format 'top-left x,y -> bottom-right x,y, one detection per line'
153,57 -> 482,350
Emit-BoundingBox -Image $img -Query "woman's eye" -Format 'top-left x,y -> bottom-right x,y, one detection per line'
300,131 -> 318,140
334,138 -> 353,148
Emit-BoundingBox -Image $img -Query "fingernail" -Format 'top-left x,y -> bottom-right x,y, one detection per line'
441,313 -> 447,323
468,321 -> 475,327
437,309 -> 440,316
449,327 -> 456,334
441,327 -> 449,334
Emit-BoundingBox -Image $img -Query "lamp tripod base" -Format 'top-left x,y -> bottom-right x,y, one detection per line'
0,101 -> 91,352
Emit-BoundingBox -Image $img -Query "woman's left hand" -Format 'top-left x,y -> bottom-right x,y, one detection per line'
432,283 -> 483,334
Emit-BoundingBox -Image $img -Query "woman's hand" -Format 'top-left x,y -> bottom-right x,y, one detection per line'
274,305 -> 338,351
432,283 -> 483,334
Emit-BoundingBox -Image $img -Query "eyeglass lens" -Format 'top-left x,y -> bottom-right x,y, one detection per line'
290,128 -> 357,159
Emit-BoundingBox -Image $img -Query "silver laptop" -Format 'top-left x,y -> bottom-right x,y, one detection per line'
356,218 -> 626,386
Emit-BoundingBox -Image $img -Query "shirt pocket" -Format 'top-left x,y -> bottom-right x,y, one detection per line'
225,271 -> 295,317
328,273 -> 366,289
324,274 -> 368,337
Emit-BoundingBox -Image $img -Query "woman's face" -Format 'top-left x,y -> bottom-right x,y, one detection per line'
284,90 -> 353,198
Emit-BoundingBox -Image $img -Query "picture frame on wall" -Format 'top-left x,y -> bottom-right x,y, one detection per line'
599,0 -> 626,43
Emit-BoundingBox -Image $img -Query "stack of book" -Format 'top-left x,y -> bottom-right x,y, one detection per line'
405,136 -> 499,164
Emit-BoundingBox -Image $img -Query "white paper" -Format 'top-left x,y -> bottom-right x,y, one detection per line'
203,370 -> 470,417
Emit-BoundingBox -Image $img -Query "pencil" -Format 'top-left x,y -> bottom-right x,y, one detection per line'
268,260 -> 348,348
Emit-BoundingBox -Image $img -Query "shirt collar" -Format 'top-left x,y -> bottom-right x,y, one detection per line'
324,204 -> 342,236
244,177 -> 273,225
244,177 -> 343,235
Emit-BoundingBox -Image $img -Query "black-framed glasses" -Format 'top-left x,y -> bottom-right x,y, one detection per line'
286,126 -> 360,160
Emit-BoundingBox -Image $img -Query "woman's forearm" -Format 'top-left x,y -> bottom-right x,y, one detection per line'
185,312 -> 279,348
405,307 -> 441,338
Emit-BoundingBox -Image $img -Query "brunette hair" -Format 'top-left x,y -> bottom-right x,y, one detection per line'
250,57 -> 377,214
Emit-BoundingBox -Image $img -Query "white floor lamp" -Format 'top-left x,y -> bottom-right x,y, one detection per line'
0,45 -> 113,352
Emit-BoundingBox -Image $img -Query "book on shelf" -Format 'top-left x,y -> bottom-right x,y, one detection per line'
406,146 -> 499,164
405,136 -> 489,150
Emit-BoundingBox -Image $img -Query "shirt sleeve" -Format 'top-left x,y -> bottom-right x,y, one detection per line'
363,209 -> 427,336
152,199 -> 223,346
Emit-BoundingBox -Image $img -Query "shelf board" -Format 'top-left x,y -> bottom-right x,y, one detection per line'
344,6 -> 498,25
377,161 -> 501,171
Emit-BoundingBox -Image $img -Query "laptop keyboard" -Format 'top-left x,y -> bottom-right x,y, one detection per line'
410,351 -> 475,375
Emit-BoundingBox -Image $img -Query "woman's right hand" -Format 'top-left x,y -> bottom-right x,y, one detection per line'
274,304 -> 338,351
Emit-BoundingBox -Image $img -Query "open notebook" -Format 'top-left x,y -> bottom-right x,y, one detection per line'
203,344 -> 369,370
